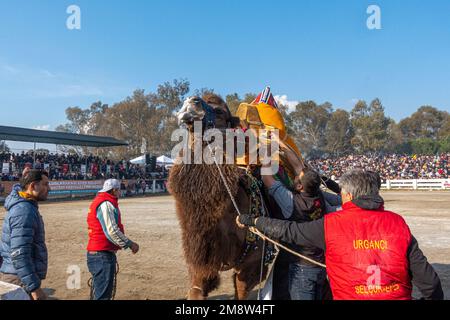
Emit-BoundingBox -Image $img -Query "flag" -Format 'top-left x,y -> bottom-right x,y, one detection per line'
252,86 -> 279,109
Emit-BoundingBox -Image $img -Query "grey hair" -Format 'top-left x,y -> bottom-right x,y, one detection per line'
339,169 -> 380,199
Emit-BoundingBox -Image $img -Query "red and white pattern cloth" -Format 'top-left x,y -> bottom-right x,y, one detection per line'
252,86 -> 279,109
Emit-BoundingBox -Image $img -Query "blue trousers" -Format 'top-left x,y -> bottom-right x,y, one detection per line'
288,262 -> 326,300
87,251 -> 117,300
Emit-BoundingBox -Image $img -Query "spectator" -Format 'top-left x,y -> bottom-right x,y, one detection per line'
86,179 -> 140,300
0,151 -> 170,182
0,170 -> 50,300
309,153 -> 449,181
2,151 -> 448,186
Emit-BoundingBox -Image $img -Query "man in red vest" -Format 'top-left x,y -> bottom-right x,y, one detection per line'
237,170 -> 443,300
87,179 -> 140,300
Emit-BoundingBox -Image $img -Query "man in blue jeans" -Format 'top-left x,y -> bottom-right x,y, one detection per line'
261,166 -> 328,300
87,179 -> 140,300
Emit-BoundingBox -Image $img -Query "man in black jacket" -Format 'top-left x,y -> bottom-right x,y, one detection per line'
262,166 -> 327,300
263,140 -> 341,300
238,169 -> 443,300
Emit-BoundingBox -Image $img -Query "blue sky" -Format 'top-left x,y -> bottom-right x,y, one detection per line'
1,0 -> 450,151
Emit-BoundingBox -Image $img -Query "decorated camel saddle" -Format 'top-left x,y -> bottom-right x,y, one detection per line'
235,86 -> 304,187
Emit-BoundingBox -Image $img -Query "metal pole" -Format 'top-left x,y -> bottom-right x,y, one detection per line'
33,142 -> 36,168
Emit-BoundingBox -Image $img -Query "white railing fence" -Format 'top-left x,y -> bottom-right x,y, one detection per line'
381,179 -> 450,190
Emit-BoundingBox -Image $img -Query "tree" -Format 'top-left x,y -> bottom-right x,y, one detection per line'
324,109 -> 353,155
350,98 -> 390,153
56,102 -> 109,135
225,93 -> 257,115
289,101 -> 333,155
399,106 -> 449,141
225,93 -> 242,115
56,102 -> 110,155
437,115 -> 450,140
106,89 -> 154,158
56,80 -> 450,159
438,136 -> 450,153
147,79 -> 190,155
57,79 -> 190,160
193,87 -> 215,97
385,120 -> 407,153
410,138 -> 439,155
243,93 -> 257,103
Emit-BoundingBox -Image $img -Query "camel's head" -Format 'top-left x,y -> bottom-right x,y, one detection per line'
176,94 -> 240,131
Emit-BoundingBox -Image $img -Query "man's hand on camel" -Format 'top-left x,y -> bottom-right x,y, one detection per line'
236,215 -> 257,229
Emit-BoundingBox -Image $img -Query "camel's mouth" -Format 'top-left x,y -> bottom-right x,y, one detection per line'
176,97 -> 206,126
177,96 -> 240,131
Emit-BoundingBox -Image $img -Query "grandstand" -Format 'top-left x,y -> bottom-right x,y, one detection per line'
0,125 -> 130,201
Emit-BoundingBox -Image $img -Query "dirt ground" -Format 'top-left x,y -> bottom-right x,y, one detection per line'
0,191 -> 449,300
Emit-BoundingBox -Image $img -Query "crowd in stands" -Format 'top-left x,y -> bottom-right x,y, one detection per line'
0,152 -> 169,182
310,153 -> 449,181
2,152 -> 449,183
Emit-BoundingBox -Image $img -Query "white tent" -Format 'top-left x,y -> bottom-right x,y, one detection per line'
130,155 -> 174,166
157,155 -> 174,165
130,155 -> 146,165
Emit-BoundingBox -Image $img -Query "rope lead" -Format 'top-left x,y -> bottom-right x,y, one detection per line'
206,143 -> 326,269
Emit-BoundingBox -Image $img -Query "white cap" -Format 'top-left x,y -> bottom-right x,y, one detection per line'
99,179 -> 121,193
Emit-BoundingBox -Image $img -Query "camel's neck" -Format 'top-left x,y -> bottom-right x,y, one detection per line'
169,162 -> 243,220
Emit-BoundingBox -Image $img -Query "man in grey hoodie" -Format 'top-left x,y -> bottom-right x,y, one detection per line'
0,169 -> 50,300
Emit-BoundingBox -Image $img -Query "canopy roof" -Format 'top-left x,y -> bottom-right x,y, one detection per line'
129,155 -> 175,165
130,155 -> 146,165
157,155 -> 174,164
0,125 -> 128,147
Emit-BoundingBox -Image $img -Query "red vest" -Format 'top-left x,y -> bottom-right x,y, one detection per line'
324,202 -> 413,300
87,192 -> 125,252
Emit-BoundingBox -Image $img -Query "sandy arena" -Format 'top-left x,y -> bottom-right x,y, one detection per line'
1,191 -> 449,300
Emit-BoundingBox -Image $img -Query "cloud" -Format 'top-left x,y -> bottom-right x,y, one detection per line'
274,95 -> 299,113
33,125 -> 51,131
1,64 -> 20,75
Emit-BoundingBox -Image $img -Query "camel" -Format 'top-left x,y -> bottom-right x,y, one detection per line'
168,94 -> 278,300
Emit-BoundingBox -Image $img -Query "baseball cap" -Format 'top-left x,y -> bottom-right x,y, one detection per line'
99,179 -> 121,193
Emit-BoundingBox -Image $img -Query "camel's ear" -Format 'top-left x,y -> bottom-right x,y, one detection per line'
229,116 -> 241,128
